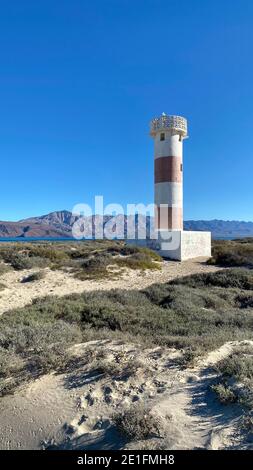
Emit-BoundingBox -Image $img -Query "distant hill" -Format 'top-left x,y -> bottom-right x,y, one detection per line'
184,220 -> 253,238
0,220 -> 70,238
0,210 -> 253,239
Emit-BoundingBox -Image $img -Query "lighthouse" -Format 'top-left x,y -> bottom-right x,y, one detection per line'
150,113 -> 187,231
149,112 -> 211,260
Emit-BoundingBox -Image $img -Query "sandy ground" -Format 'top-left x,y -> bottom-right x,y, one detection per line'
1,339 -> 252,451
0,258 -> 220,315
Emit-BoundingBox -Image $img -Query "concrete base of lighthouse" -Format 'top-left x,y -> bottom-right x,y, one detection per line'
128,230 -> 211,261
149,230 -> 211,261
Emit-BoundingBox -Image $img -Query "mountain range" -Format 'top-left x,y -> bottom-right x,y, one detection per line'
0,210 -> 253,239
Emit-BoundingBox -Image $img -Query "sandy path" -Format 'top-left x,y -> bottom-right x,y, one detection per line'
0,259 -> 220,315
0,340 -> 252,451
152,341 -> 253,450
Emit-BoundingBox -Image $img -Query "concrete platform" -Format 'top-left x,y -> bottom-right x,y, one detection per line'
129,230 -> 211,261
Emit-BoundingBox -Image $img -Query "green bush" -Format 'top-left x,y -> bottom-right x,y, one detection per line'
211,383 -> 238,404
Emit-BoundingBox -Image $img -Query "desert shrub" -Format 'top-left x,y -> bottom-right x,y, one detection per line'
21,271 -> 45,283
2,270 -> 253,356
0,348 -> 24,396
0,241 -> 161,277
107,244 -> 140,256
107,244 -> 162,261
235,293 -> 253,309
94,355 -> 142,380
211,383 -> 238,404
171,268 -> 253,290
214,350 -> 253,410
140,247 -> 162,262
146,284 -> 233,313
124,440 -> 166,451
68,240 -> 121,258
215,352 -> 253,381
208,252 -> 246,267
113,405 -> 161,440
0,320 -> 82,354
242,413 -> 253,431
29,344 -> 69,374
0,246 -> 13,262
0,263 -> 11,276
26,245 -> 69,261
5,253 -> 35,270
177,347 -> 202,367
5,253 -> 48,270
0,316 -> 82,395
82,253 -> 111,274
0,347 -> 23,377
0,243 -> 73,270
208,239 -> 253,267
115,252 -> 161,271
74,246 -> 162,279
0,377 -> 19,396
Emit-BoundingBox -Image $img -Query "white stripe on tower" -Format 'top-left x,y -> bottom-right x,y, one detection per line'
150,114 -> 188,231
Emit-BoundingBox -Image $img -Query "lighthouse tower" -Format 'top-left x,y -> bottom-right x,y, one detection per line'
150,113 -> 187,231
149,112 -> 211,260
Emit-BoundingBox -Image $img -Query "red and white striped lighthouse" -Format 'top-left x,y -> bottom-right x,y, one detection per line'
150,113 -> 188,231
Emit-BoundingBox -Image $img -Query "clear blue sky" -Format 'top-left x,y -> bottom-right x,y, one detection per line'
0,0 -> 252,221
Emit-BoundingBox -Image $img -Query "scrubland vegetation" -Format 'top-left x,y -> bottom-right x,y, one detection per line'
208,238 -> 253,268
0,241 -> 162,280
1,238 -> 253,428
212,345 -> 253,410
113,405 -> 162,440
206,237 -> 253,415
1,263 -> 253,396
